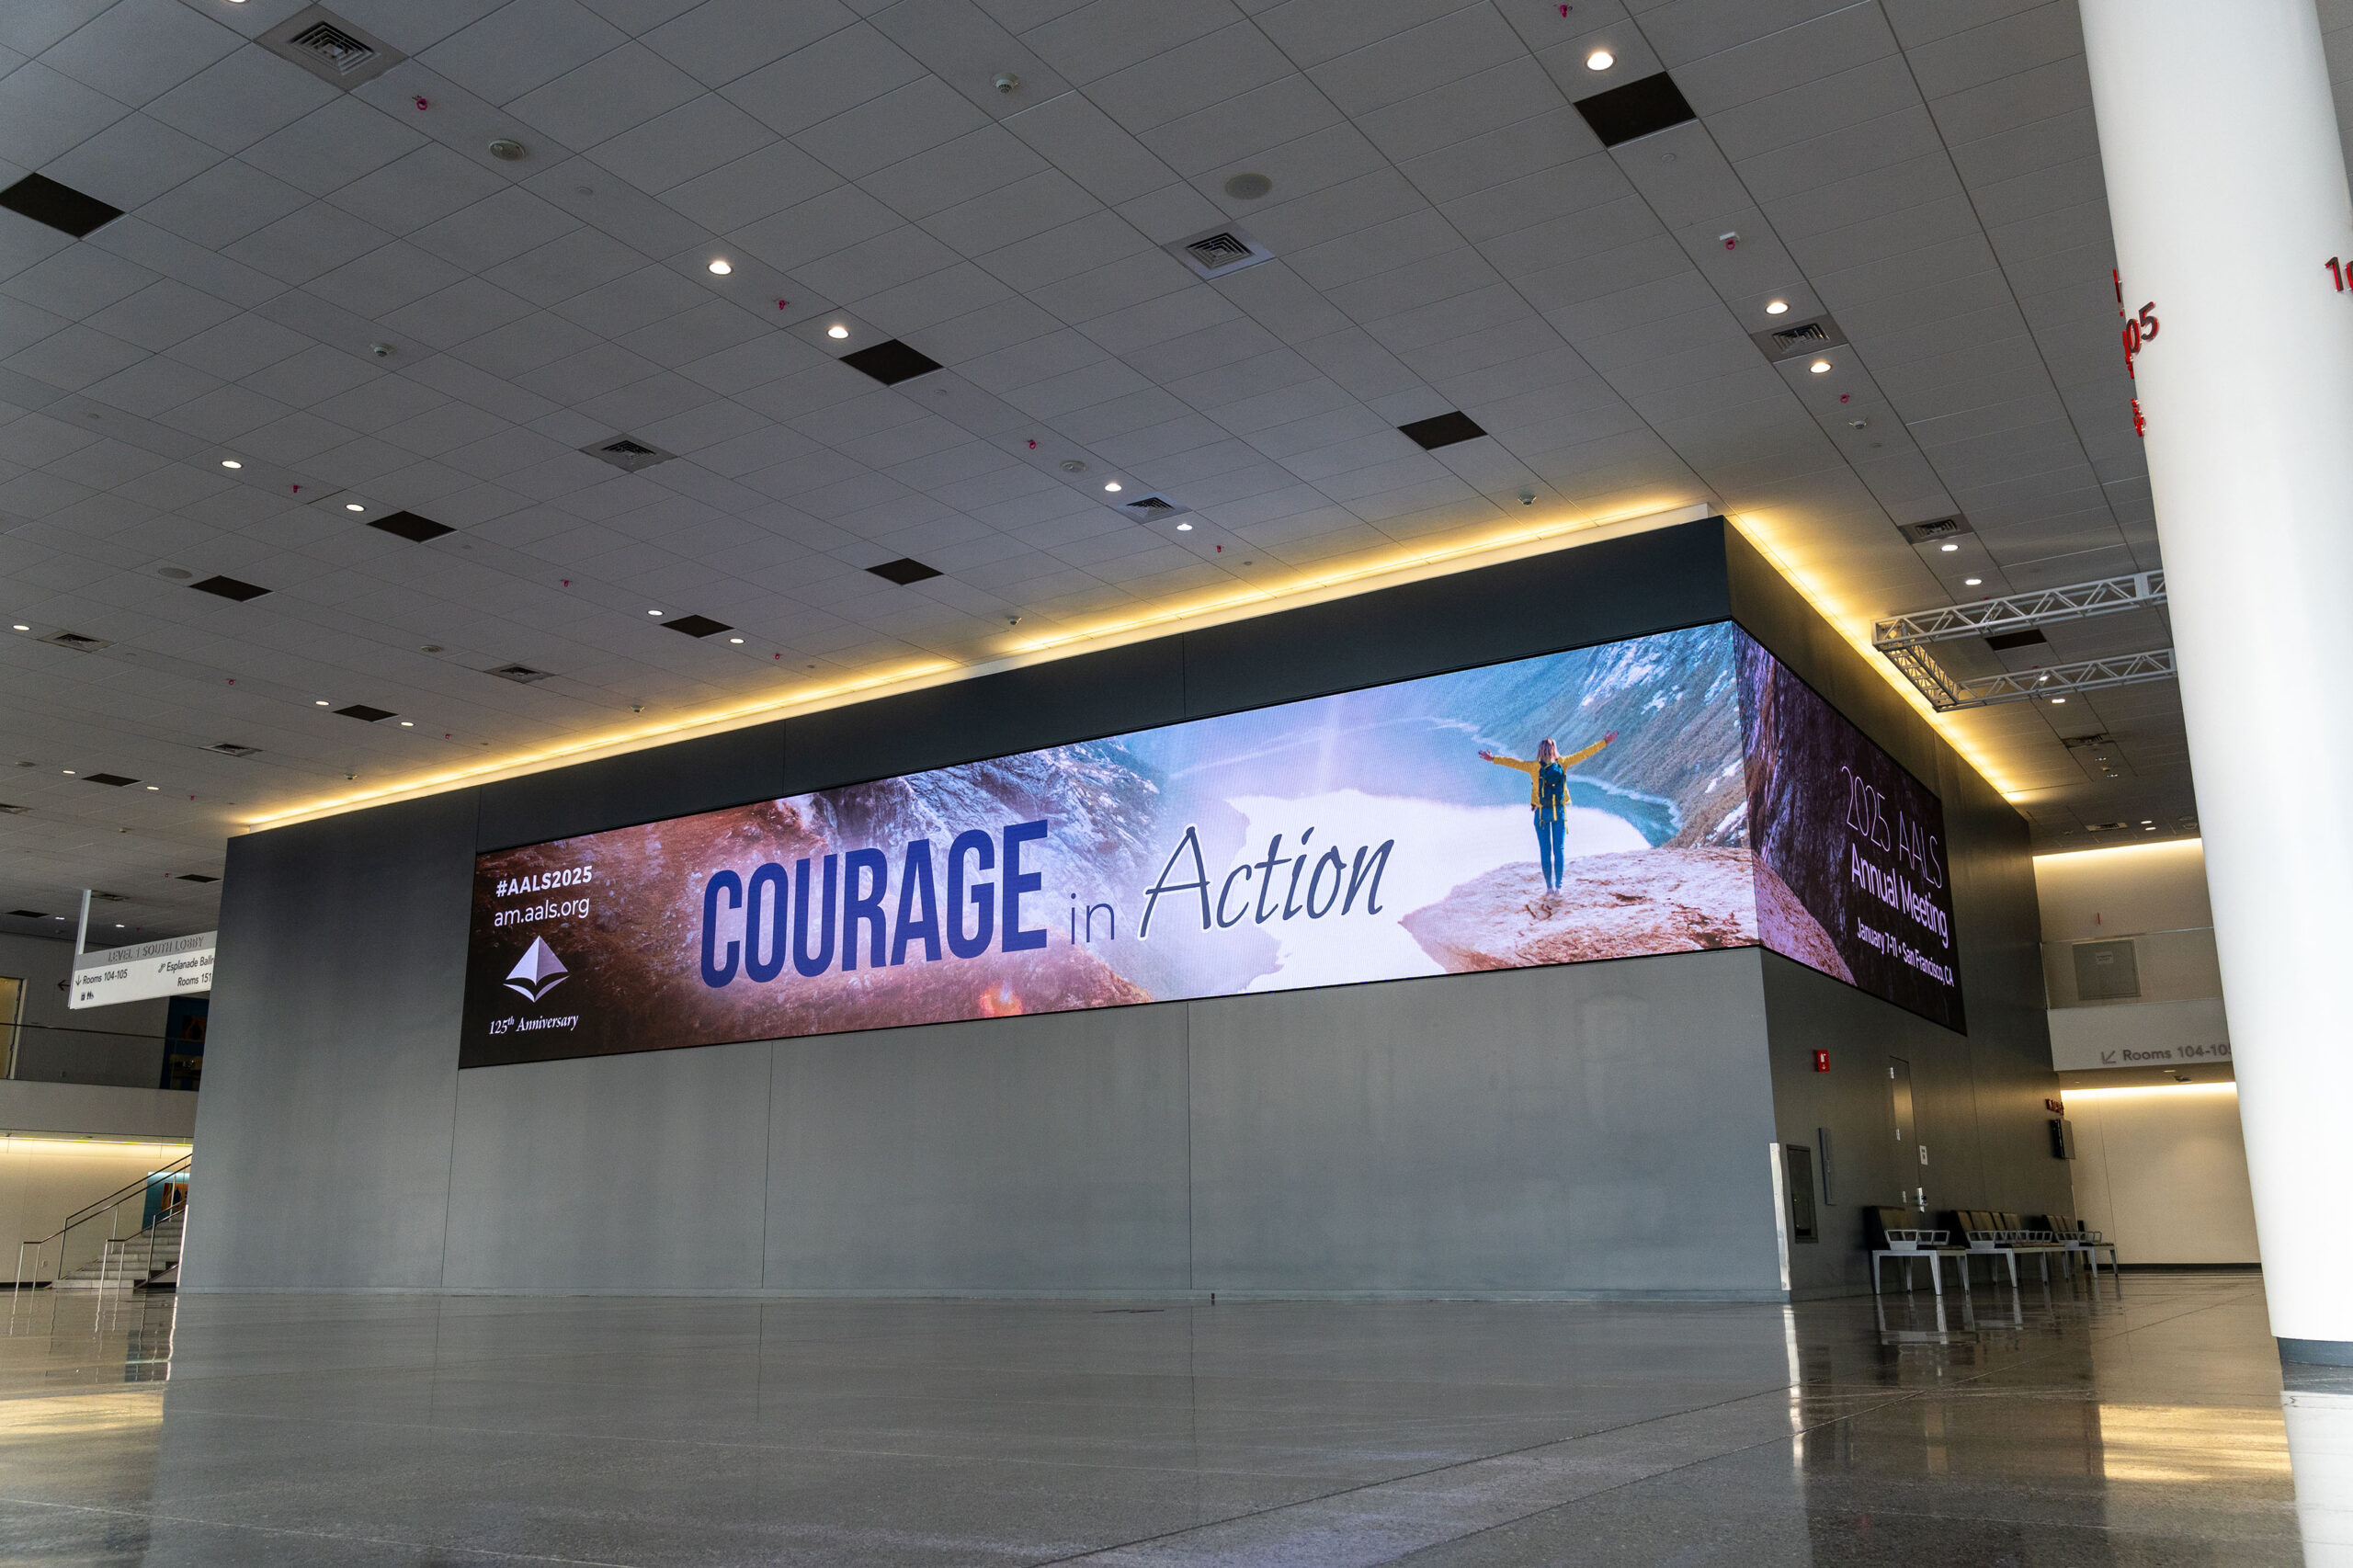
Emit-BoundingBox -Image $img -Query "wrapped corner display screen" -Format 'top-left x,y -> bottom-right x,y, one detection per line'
461,623 -> 1961,1066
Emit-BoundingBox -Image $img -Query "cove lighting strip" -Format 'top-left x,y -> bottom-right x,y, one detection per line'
244,499 -> 1717,830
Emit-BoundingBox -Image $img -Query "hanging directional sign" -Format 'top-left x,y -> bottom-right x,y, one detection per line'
69,931 -> 215,1008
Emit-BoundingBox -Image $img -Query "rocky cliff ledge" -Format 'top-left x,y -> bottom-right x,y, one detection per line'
1399,847 -> 1847,976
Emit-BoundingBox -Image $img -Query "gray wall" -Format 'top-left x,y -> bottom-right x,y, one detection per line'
208,940 -> 1780,1297
0,930 -> 170,1088
1726,531 -> 2066,1296
188,519 -> 2044,1298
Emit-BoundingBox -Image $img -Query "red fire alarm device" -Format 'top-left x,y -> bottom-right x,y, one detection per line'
1812,1050 -> 1830,1073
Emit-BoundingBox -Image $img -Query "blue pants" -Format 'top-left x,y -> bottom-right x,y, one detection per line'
1534,809 -> 1565,889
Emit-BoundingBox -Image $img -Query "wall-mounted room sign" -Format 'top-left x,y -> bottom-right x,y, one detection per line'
69,931 -> 215,1008
460,623 -> 1962,1067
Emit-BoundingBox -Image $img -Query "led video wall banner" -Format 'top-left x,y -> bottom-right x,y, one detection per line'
461,623 -> 1962,1067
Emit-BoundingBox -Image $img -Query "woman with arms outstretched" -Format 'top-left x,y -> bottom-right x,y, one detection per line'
1480,733 -> 1618,892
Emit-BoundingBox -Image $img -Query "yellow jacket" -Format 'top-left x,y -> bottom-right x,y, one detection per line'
1485,738 -> 1610,808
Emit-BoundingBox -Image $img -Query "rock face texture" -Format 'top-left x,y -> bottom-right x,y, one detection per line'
1398,847 -> 1844,977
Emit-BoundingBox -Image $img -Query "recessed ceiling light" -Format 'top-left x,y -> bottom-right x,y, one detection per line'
1809,360 -> 1831,374
62,770 -> 74,776
2051,697 -> 2067,704
647,608 -> 662,616
1586,49 -> 1614,70
1766,300 -> 1789,315
728,637 -> 744,644
1104,482 -> 1122,492
1964,577 -> 1983,585
114,923 -> 123,928
400,721 -> 414,727
346,503 -> 364,512
145,785 -> 156,790
314,699 -> 329,706
220,460 -> 241,469
1940,541 -> 1959,552
1176,522 -> 1193,530
827,324 -> 849,339
10,625 -> 25,631
707,259 -> 731,275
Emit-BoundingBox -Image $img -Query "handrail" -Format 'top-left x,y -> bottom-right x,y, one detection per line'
13,1154 -> 189,1291
51,1155 -> 190,1237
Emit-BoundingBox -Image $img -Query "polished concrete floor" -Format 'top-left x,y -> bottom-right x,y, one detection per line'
0,1272 -> 2330,1565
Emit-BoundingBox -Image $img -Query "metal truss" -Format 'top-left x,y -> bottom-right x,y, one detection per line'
1871,571 -> 2165,650
1872,572 -> 2177,711
1884,647 -> 2178,711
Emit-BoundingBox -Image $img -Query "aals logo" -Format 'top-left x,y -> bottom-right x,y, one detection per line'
504,937 -> 570,1002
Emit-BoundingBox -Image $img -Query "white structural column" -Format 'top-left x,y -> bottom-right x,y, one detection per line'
2078,0 -> 2353,1360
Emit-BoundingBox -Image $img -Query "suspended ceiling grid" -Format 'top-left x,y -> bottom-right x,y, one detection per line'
0,0 -> 2277,940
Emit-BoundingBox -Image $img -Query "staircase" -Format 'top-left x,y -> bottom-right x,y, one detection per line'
48,1210 -> 184,1293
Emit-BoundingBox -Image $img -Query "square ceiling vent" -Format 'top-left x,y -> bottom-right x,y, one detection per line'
1116,493 -> 1190,520
40,630 -> 113,652
1896,515 -> 1972,545
1167,227 -> 1274,281
1749,312 -> 1848,362
261,6 -> 405,88
208,743 -> 260,758
485,664 -> 553,684
582,436 -> 673,472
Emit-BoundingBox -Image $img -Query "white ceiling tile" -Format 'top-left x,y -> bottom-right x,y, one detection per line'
238,95 -> 431,199
133,158 -> 310,250
1309,6 -> 1525,116
418,0 -> 631,105
645,0 -> 861,89
791,76 -> 993,181
1353,58 -> 1565,165
39,111 -> 221,210
313,149 -> 501,242
0,244 -> 158,320
999,90 -> 1174,205
381,278 -> 539,351
222,202 -> 395,286
509,42 -> 705,150
1138,74 -> 1343,177
0,61 -> 130,168
586,91 -> 777,194
144,45 -> 340,154
720,24 -> 926,137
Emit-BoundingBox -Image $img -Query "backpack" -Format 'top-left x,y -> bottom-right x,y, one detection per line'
1536,759 -> 1566,813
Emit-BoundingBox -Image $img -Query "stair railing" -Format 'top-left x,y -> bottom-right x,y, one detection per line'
97,1206 -> 187,1295
12,1155 -> 190,1294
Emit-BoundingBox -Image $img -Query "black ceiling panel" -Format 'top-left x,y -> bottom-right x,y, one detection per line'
868,557 -> 942,585
663,614 -> 733,638
1574,73 -> 1698,147
1984,629 -> 2050,653
335,704 -> 396,722
190,575 -> 269,602
84,773 -> 138,786
368,510 -> 454,542
840,339 -> 943,385
0,174 -> 122,237
1399,411 -> 1488,450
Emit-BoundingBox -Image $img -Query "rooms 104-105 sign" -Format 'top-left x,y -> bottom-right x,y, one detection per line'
69,931 -> 216,1008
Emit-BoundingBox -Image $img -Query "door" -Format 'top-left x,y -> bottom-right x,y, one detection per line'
1887,1057 -> 1918,1207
